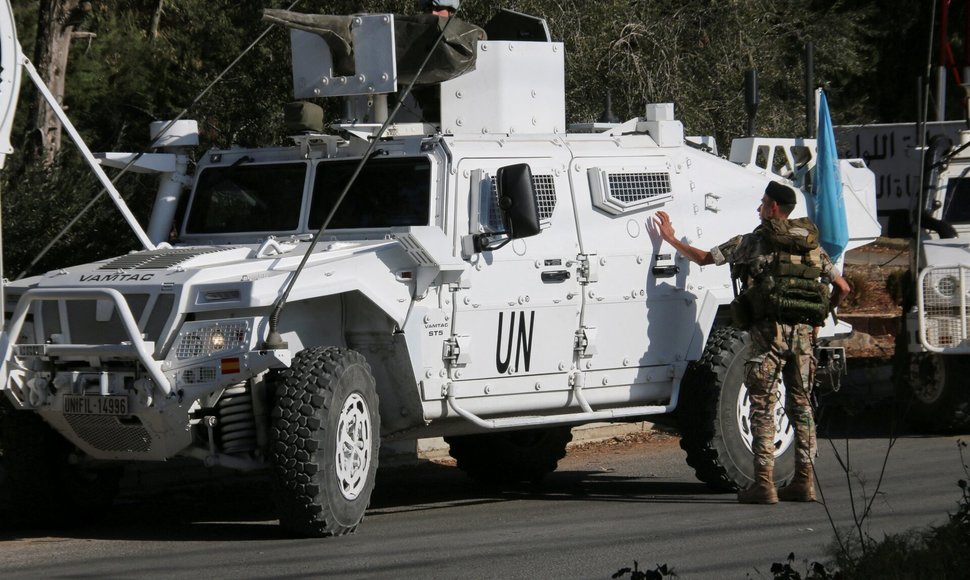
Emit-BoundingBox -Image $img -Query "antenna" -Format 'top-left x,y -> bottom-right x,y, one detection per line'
598,91 -> 619,124
804,41 -> 815,138
744,69 -> 758,137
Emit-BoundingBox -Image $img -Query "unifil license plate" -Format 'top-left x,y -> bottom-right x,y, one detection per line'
63,395 -> 128,415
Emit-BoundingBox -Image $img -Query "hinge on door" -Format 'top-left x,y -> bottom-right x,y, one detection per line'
576,253 -> 598,284
704,192 -> 721,212
442,335 -> 471,365
573,326 -> 598,358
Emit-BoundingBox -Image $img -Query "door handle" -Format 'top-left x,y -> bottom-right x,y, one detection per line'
652,265 -> 680,278
541,270 -> 571,283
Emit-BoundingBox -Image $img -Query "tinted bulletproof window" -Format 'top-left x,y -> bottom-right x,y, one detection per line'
943,177 -> 970,223
186,163 -> 306,233
309,157 -> 431,229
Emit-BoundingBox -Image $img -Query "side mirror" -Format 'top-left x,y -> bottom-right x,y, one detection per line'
471,163 -> 541,253
498,163 -> 541,239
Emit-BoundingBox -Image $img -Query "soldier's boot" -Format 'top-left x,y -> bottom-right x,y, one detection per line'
777,462 -> 816,502
737,464 -> 778,504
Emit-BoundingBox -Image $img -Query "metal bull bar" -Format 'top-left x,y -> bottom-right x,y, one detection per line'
0,287 -> 172,397
916,264 -> 970,353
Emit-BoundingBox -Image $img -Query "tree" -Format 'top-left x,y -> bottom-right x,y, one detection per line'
29,0 -> 95,164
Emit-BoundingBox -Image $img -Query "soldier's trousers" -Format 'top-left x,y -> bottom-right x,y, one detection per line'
744,321 -> 816,470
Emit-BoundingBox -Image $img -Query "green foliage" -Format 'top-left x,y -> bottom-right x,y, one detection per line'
615,483 -> 970,579
613,561 -> 677,579
830,441 -> 970,579
762,440 -> 970,579
0,154 -> 151,277
767,552 -> 836,579
63,1 -> 294,150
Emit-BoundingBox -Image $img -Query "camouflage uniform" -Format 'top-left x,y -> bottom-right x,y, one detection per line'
711,226 -> 837,470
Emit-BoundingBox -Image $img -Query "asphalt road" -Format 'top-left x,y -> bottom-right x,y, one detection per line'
1,407 -> 966,579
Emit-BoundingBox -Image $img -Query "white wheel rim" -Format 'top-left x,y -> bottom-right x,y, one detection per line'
335,392 -> 372,500
737,380 -> 795,458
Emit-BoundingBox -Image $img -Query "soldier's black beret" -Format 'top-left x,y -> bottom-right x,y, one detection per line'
765,181 -> 797,206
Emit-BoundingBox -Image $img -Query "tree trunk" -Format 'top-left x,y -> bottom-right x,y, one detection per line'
31,0 -> 82,165
150,0 -> 165,40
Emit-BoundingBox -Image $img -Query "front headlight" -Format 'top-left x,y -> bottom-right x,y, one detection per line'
923,268 -> 967,307
173,320 -> 250,360
934,275 -> 959,300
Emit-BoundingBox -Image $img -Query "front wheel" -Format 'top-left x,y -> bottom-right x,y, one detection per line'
270,347 -> 380,537
677,327 -> 796,491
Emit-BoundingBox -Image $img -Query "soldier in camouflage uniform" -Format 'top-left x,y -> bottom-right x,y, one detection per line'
656,181 -> 850,504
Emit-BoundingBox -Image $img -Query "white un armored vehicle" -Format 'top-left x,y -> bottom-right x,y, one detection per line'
0,8 -> 880,536
896,122 -> 970,432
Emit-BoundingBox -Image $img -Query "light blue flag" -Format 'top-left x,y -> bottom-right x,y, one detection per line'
813,90 -> 849,261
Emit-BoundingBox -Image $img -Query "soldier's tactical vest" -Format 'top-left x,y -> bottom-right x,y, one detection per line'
730,217 -> 831,328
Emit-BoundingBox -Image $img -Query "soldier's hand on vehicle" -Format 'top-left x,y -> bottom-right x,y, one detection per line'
655,211 -> 676,242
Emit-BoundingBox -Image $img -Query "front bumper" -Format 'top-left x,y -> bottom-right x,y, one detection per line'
1,287 -> 291,460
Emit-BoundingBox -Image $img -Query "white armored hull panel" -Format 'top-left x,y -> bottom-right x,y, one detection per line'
440,41 -> 565,136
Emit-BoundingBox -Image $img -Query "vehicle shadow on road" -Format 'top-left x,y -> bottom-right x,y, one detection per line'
367,459 -> 732,520
4,402 -> 930,543
816,399 -> 916,440
0,455 -> 731,542
512,471 -> 730,505
0,477 -> 289,542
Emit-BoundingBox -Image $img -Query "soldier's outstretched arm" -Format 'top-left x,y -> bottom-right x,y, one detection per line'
830,273 -> 850,308
819,249 -> 851,308
654,211 -> 715,265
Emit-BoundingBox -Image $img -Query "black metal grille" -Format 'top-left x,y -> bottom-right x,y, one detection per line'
606,172 -> 671,203
487,174 -> 556,230
65,414 -> 153,453
100,247 -> 236,270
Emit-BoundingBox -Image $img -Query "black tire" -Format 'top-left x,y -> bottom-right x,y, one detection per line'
445,426 -> 573,485
0,404 -> 122,527
896,350 -> 970,433
677,327 -> 796,491
270,347 -> 380,537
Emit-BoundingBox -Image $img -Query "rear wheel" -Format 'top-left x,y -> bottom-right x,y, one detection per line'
270,347 -> 380,537
677,327 -> 796,491
445,426 -> 573,485
0,404 -> 122,527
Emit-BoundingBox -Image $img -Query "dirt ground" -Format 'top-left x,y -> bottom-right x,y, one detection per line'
841,242 -> 907,315
835,239 -> 909,359
563,429 -> 681,459
430,429 -> 681,468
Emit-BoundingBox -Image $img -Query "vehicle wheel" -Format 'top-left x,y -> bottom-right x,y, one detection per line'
445,426 -> 573,485
0,403 -> 122,527
677,327 -> 796,491
896,351 -> 970,433
270,347 -> 380,537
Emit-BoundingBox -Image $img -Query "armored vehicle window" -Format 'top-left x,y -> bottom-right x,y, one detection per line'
309,157 -> 431,229
943,177 -> 970,223
186,163 -> 307,234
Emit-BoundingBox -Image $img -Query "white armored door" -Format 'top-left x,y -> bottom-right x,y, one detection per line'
449,159 -> 582,398
569,154 -> 698,390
